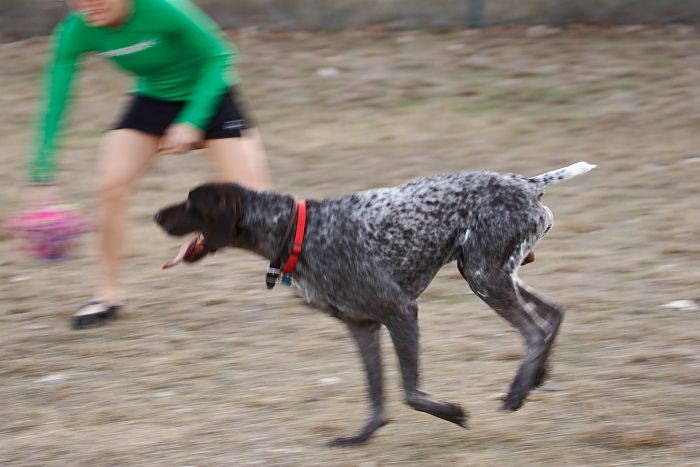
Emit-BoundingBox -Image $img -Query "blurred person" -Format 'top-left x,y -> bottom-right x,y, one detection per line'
27,0 -> 271,328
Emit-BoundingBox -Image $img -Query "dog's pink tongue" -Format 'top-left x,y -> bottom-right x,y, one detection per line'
162,234 -> 199,269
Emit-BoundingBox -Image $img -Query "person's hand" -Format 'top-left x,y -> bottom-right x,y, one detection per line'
157,123 -> 204,155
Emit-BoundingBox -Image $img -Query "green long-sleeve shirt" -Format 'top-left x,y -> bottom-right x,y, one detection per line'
30,0 -> 237,182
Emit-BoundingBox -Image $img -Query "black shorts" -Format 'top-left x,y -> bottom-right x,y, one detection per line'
114,87 -> 254,139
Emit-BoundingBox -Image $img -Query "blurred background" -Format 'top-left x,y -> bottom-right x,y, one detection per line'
1,1 -> 699,465
4,0 -> 700,36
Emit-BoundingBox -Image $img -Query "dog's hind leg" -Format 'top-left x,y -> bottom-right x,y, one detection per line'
514,280 -> 564,389
384,302 -> 468,428
328,320 -> 389,446
463,267 -> 550,410
458,230 -> 561,411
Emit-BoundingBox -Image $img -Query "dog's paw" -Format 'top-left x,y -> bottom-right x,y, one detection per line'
445,402 -> 469,428
502,393 -> 526,411
326,418 -> 389,447
327,434 -> 371,447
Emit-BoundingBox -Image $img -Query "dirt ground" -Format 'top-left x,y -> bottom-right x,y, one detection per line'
1,26 -> 699,466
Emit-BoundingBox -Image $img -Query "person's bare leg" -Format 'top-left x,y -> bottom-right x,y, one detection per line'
94,129 -> 159,306
204,128 -> 271,189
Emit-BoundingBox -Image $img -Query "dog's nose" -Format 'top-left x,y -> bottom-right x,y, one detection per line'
153,212 -> 162,224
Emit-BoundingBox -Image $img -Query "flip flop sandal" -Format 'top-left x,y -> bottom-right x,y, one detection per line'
71,300 -> 121,329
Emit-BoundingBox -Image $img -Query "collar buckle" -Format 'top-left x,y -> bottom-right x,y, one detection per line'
266,266 -> 281,289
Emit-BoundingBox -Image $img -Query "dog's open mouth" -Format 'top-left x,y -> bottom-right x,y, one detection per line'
162,232 -> 207,269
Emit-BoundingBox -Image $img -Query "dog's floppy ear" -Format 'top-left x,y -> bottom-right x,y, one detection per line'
189,184 -> 243,242
212,186 -> 243,238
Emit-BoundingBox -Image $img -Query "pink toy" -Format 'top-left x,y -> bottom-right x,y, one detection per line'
4,205 -> 92,261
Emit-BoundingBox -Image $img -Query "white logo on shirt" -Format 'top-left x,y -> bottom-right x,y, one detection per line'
100,39 -> 157,58
223,119 -> 246,130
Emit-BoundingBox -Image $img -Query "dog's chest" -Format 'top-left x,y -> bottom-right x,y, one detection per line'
294,278 -> 328,308
293,275 -> 370,321
293,278 -> 346,318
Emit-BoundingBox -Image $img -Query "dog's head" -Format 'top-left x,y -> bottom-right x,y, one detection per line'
154,183 -> 244,268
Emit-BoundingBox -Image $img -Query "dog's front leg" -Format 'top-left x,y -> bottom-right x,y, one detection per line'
328,319 -> 388,446
385,303 -> 468,428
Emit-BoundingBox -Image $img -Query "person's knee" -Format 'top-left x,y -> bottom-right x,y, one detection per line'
99,178 -> 131,205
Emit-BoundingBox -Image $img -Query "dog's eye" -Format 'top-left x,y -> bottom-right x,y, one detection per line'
185,200 -> 202,220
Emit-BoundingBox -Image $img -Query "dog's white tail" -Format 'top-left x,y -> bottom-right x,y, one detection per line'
528,161 -> 596,193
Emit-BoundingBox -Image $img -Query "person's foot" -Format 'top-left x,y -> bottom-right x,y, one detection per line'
71,300 -> 122,329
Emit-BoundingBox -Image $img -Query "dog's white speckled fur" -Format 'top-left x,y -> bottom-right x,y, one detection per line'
155,161 -> 596,446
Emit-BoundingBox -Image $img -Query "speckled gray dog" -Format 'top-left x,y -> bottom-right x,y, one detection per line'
154,161 -> 596,446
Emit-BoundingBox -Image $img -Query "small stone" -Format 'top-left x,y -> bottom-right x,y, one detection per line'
396,35 -> 415,44
316,67 -> 340,78
621,25 -> 645,33
661,300 -> 699,311
10,276 -> 31,283
526,26 -> 562,38
319,377 -> 342,385
36,374 -> 68,383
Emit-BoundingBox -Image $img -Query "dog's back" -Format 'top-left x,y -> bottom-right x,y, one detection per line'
306,170 -> 547,297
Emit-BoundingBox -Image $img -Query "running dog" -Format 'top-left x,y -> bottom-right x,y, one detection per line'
154,161 -> 596,446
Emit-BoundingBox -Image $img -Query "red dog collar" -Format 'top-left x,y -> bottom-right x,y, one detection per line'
266,199 -> 307,289
281,199 -> 307,274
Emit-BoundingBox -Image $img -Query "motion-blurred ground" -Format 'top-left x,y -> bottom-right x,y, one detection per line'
1,26 -> 699,466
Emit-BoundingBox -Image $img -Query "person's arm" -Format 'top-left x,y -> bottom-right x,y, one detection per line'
29,16 -> 87,183
158,0 -> 236,130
